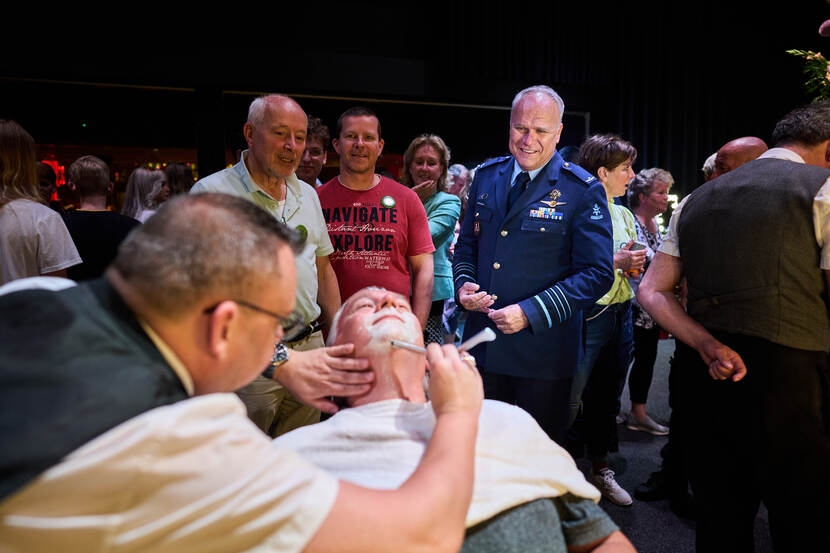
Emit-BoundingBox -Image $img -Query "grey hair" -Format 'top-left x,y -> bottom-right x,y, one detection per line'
628,168 -> 674,209
448,163 -> 468,177
326,286 -> 387,346
511,85 -> 565,124
112,193 -> 301,318
701,152 -> 717,180
247,94 -> 299,127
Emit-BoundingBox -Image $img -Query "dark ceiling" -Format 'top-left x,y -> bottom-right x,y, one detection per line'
2,2 -> 828,192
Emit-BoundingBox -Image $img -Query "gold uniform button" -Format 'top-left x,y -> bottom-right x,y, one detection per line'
493,262 -> 501,270
564,162 -> 570,167
500,230 -> 508,237
491,294 -> 498,301
540,227 -> 546,232
475,212 -> 480,217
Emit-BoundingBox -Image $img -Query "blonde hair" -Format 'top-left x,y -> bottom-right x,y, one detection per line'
0,120 -> 41,208
121,168 -> 166,218
401,134 -> 451,193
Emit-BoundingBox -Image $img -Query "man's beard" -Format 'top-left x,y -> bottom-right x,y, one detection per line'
364,311 -> 420,354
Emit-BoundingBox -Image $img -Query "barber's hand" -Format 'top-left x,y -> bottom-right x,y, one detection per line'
426,343 -> 483,418
273,344 -> 373,414
614,239 -> 647,273
698,337 -> 747,382
488,303 -> 528,334
411,179 -> 438,202
458,282 -> 494,312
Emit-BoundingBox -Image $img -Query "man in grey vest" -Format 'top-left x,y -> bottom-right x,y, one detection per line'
639,100 -> 830,552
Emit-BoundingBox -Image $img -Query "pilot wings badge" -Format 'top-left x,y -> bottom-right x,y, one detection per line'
540,189 -> 566,209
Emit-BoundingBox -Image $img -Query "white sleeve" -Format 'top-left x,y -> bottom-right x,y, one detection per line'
813,176 -> 830,270
0,395 -> 339,553
657,196 -> 688,258
37,210 -> 81,273
306,184 -> 334,257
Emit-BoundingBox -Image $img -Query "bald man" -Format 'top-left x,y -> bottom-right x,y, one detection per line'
711,136 -> 768,179
277,287 -> 635,553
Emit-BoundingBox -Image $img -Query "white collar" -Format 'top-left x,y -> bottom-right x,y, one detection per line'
758,147 -> 805,164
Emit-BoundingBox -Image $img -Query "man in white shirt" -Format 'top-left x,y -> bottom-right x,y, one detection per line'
277,287 -> 635,553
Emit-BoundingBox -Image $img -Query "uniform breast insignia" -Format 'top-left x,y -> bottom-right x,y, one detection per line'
529,207 -> 564,220
478,193 -> 488,200
589,203 -> 604,220
540,189 -> 566,209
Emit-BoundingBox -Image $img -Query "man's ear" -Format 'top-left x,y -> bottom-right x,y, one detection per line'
243,122 -> 255,148
332,138 -> 341,155
824,139 -> 830,167
206,301 -> 239,360
377,138 -> 385,157
554,123 -> 563,146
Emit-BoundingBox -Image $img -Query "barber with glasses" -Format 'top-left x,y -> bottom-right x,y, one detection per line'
193,94 -> 371,436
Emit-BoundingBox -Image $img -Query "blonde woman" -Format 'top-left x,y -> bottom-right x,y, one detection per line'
0,120 -> 80,284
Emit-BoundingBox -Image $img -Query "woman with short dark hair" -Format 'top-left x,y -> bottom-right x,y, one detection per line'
569,134 -> 645,506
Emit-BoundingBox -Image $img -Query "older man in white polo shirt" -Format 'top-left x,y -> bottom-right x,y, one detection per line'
192,94 -> 369,436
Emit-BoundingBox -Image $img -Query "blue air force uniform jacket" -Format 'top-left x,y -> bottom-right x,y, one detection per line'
452,152 -> 614,379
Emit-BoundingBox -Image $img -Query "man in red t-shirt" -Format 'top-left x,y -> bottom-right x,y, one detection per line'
317,107 -> 434,326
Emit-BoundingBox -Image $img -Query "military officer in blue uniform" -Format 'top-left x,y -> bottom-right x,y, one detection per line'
452,85 -> 614,443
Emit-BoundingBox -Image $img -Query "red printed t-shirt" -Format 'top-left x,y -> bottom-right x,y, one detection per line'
317,176 -> 434,303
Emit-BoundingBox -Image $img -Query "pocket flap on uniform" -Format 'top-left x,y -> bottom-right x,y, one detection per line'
520,218 -> 560,232
474,204 -> 494,222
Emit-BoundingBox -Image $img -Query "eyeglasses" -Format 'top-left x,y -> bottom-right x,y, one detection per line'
203,299 -> 303,338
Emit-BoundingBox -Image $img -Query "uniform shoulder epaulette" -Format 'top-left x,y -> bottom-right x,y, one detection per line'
561,161 -> 598,186
474,156 -> 511,172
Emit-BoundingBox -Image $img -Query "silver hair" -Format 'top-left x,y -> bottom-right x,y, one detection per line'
628,168 -> 674,209
448,163 -> 468,177
247,94 -> 299,127
326,286 -> 387,347
511,85 -> 565,124
701,152 -> 717,179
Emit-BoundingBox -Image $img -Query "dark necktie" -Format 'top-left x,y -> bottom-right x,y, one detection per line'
507,171 -> 530,211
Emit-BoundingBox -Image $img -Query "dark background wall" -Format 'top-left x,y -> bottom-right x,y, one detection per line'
2,2 -> 828,195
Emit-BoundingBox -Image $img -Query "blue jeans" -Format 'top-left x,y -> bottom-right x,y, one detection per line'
568,301 -> 633,426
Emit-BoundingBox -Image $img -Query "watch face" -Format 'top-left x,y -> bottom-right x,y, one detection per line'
270,343 -> 289,366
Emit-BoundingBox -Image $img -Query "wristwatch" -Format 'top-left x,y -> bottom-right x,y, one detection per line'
262,342 -> 289,380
